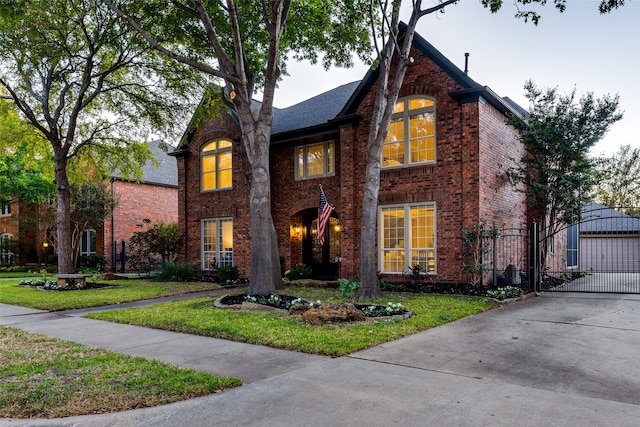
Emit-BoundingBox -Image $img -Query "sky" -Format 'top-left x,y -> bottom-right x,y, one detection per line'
272,0 -> 640,157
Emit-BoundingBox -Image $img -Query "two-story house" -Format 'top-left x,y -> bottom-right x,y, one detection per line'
172,31 -> 529,285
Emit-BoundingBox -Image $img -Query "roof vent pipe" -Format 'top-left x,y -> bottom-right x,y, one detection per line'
464,53 -> 469,75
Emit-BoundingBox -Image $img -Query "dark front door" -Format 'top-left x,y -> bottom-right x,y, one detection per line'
302,211 -> 341,280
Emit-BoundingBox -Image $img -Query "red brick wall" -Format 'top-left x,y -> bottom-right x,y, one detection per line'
175,113 -> 251,276
104,180 -> 178,270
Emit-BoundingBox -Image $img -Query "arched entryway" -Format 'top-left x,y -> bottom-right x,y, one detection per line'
300,210 -> 342,280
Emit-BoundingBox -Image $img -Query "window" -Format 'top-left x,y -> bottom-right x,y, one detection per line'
0,202 -> 10,216
380,203 -> 436,274
295,141 -> 334,179
201,139 -> 233,191
0,233 -> 13,264
80,229 -> 96,257
202,218 -> 233,270
566,224 -> 578,268
383,97 -> 436,167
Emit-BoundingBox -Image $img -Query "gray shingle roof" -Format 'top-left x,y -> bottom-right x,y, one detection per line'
270,81 -> 360,135
112,140 -> 177,187
581,202 -> 640,234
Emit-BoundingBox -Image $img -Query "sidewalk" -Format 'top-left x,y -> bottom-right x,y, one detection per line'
2,292 -> 639,426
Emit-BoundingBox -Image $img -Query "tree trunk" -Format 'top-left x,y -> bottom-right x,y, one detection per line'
356,158 -> 383,299
246,130 -> 281,296
54,152 -> 74,274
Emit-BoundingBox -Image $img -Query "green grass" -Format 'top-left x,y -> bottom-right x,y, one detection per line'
0,272 -> 45,278
0,327 -> 242,419
87,286 -> 499,357
0,279 -> 222,311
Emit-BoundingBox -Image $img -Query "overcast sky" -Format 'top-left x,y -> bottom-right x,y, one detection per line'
272,0 -> 639,157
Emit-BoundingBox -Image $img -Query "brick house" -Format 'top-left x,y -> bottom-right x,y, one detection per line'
172,31 -> 529,285
0,140 -> 178,271
105,139 -> 178,271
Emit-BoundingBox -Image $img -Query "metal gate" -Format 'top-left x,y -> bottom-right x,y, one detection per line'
535,203 -> 640,293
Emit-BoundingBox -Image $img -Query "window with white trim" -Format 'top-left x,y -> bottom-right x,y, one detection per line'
295,141 -> 334,179
202,218 -> 233,270
201,139 -> 233,191
0,233 -> 13,264
80,229 -> 96,257
0,202 -> 11,216
566,224 -> 578,268
383,97 -> 436,167
380,203 -> 436,274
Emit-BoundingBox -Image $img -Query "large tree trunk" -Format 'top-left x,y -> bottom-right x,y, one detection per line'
246,130 -> 281,296
54,151 -> 74,274
356,155 -> 383,299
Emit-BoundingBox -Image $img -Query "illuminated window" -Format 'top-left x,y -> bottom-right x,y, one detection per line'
380,203 -> 436,274
202,218 -> 233,270
383,97 -> 436,167
295,141 -> 334,179
201,140 -> 233,191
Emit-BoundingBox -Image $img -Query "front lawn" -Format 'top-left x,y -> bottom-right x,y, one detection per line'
0,327 -> 242,419
0,279 -> 223,311
87,286 -> 499,357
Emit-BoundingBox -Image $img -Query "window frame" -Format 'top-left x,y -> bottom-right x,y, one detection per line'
566,224 -> 578,268
201,139 -> 233,192
294,140 -> 335,180
378,202 -> 437,275
0,233 -> 13,264
80,229 -> 96,257
201,218 -> 234,270
382,96 -> 436,168
0,202 -> 11,216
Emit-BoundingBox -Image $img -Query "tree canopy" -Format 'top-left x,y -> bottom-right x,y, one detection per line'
507,80 -> 622,273
591,144 -> 640,216
0,0 -> 204,273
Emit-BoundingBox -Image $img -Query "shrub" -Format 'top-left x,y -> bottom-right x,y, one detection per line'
78,254 -> 107,272
153,262 -> 196,282
338,278 -> 359,299
284,264 -> 312,280
217,265 -> 239,283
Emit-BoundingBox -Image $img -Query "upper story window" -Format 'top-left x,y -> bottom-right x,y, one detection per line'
201,139 -> 233,191
295,141 -> 334,180
0,201 -> 11,216
383,97 -> 436,167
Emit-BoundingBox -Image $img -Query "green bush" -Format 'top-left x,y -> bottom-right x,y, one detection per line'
217,265 -> 239,283
284,264 -> 312,280
152,262 -> 196,282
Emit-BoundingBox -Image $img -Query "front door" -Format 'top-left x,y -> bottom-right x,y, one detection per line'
302,212 -> 341,280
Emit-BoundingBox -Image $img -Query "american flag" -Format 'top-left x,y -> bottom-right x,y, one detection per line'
318,185 -> 334,246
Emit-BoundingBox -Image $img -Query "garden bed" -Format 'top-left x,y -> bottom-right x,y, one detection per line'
215,294 -> 411,321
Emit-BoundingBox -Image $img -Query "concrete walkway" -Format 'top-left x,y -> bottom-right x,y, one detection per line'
1,291 -> 639,426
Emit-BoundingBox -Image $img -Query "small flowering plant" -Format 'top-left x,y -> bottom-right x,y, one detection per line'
486,286 -> 524,300
244,294 -> 316,310
360,301 -> 406,317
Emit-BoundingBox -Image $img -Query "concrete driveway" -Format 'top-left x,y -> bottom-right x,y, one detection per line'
2,292 -> 639,426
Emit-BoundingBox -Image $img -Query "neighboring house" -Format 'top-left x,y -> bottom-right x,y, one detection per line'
578,202 -> 640,272
104,139 -> 178,271
172,30 -> 529,284
0,140 -> 177,271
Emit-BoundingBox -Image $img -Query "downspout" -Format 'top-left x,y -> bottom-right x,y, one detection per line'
111,178 -> 116,272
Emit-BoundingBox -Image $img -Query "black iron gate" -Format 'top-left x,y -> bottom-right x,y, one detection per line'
533,203 -> 640,294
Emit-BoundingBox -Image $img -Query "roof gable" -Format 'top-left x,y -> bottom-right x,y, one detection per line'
112,140 -> 177,187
